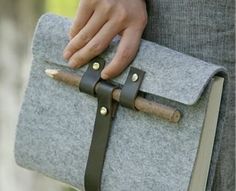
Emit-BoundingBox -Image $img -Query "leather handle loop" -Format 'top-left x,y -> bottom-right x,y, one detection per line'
120,67 -> 145,110
79,57 -> 105,96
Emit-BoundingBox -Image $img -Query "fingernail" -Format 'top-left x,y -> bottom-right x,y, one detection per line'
63,51 -> 72,60
68,60 -> 77,68
101,73 -> 109,80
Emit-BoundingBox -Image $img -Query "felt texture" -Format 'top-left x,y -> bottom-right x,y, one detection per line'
31,14 -> 225,106
15,14 -> 228,191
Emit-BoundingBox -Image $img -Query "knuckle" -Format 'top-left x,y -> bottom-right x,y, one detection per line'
139,14 -> 148,27
88,41 -> 103,54
70,57 -> 78,65
67,42 -> 78,52
79,33 -> 91,43
69,58 -> 78,68
102,0 -> 115,13
116,8 -> 128,23
73,53 -> 86,64
125,12 -> 148,31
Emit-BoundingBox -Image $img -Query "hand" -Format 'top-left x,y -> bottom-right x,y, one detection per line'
63,0 -> 147,79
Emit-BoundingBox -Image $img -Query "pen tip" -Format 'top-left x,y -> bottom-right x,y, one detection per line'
45,69 -> 58,78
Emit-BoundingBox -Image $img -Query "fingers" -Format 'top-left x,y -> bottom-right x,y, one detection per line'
101,28 -> 142,79
69,1 -> 94,39
66,0 -> 147,80
67,20 -> 121,68
64,10 -> 107,60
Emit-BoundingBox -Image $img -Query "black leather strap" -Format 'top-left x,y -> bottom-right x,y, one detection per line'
81,63 -> 145,191
84,81 -> 118,191
79,57 -> 105,96
120,67 -> 145,110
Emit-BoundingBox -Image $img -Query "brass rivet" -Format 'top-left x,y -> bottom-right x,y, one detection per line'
100,106 -> 108,116
131,73 -> 139,82
92,62 -> 100,70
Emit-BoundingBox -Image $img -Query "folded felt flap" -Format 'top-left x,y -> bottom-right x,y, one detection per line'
33,13 -> 226,105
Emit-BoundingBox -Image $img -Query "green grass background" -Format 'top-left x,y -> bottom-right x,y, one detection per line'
46,0 -> 79,17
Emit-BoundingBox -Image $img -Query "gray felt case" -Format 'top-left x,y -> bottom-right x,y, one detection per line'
15,14 -> 228,191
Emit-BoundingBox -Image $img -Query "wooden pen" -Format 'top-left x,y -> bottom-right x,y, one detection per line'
45,69 -> 181,123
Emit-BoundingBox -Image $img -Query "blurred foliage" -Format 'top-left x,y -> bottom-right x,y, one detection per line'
46,0 -> 79,17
